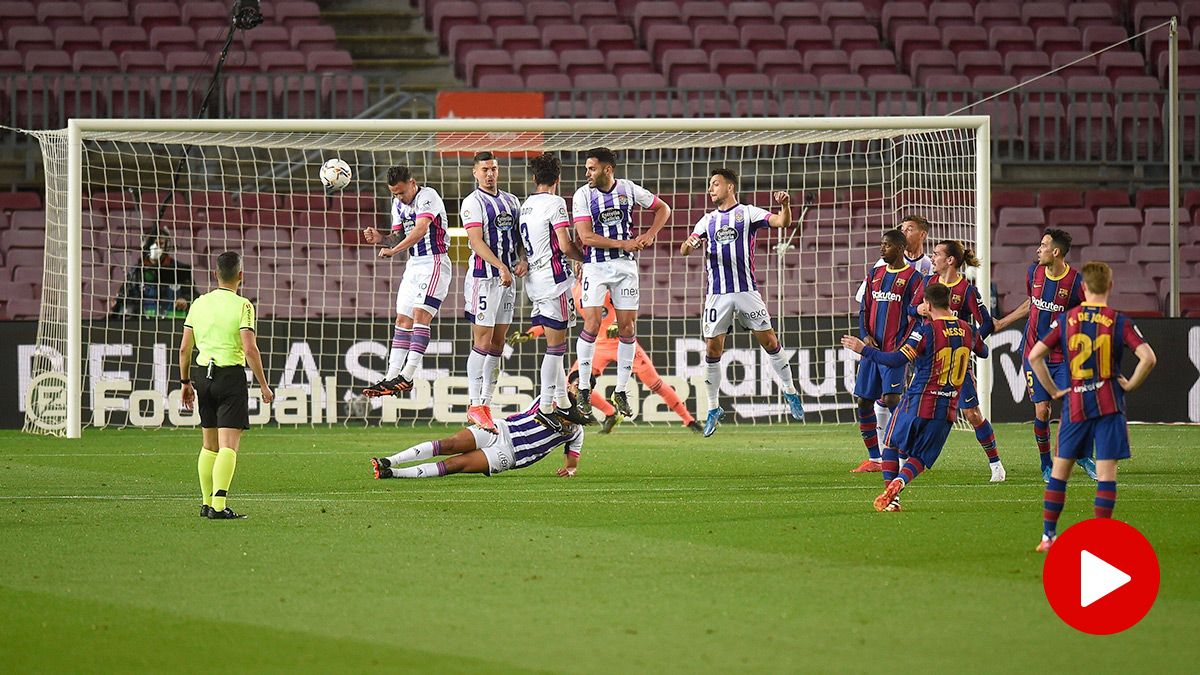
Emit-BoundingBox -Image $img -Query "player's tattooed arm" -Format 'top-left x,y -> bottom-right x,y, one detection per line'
380,217 -> 431,258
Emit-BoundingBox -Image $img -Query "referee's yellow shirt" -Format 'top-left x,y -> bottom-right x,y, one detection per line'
184,288 -> 256,367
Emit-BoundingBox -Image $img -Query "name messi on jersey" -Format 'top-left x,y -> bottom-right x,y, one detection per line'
941,326 -> 966,337
872,290 -> 904,302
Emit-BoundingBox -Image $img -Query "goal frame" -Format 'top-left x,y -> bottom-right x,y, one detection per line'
58,116 -> 992,438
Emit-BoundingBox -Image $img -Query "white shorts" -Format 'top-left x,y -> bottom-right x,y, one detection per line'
702,290 -> 773,338
396,255 -> 452,317
531,289 -> 576,331
463,275 -> 516,327
471,420 -> 516,476
581,258 -> 639,310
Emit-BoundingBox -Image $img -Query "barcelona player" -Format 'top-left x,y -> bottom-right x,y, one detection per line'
909,240 -> 1005,482
1029,262 -> 1156,552
851,229 -> 921,473
994,229 -> 1093,482
841,282 -> 990,511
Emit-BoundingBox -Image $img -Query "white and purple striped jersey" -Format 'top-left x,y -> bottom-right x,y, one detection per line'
519,192 -> 573,296
391,186 -> 449,258
462,188 -> 521,278
855,252 -> 933,303
691,203 -> 772,295
503,404 -> 584,469
571,179 -> 659,263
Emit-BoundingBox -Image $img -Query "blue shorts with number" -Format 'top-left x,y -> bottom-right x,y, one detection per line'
886,411 -> 953,469
854,358 -> 906,401
1056,412 -> 1131,461
1024,358 -> 1069,404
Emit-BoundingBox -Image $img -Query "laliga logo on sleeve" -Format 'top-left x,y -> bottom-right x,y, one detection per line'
1042,519 -> 1160,635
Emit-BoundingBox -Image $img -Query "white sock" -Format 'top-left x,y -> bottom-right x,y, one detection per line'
400,323 -> 431,380
386,326 -> 411,380
704,355 -> 722,411
391,461 -> 446,478
875,402 -> 891,442
467,347 -> 487,406
764,346 -> 798,395
576,330 -> 597,391
554,364 -> 571,409
482,351 -> 500,404
540,351 -> 565,411
386,441 -> 438,465
616,337 -> 635,390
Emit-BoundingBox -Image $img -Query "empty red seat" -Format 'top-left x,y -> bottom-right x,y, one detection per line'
1082,25 -> 1128,52
559,49 -> 607,77
134,3 -> 181,31
0,1 -> 34,32
1068,101 -> 1115,159
930,2 -> 974,28
23,50 -> 71,73
682,1 -> 727,28
743,24 -> 786,51
1099,51 -> 1146,80
868,73 -> 913,90
274,1 -> 323,27
1159,50 -> 1200,81
849,50 -> 896,77
821,72 -> 865,90
286,24 -> 335,54
633,1 -> 678,38
513,50 -> 558,78
55,26 -> 101,55
463,49 -> 512,84
943,25 -> 989,52
1069,3 -> 1116,29
71,49 -> 119,73
881,2 -> 926,42
786,24 -> 833,52
1116,101 -> 1162,158
165,51 -> 211,74
757,49 -> 803,78
958,50 -> 1004,78
306,50 -> 352,73
36,1 -> 82,28
710,49 -> 756,78
1022,101 -> 1068,156
0,50 -> 21,71
119,50 -> 165,73
729,1 -> 773,29
695,24 -> 739,51
647,25 -> 693,62
819,2 -> 865,30
527,1 -> 573,29
573,1 -> 617,26
182,2 -> 229,30
247,26 -> 292,52
1005,51 -> 1051,79
7,26 -> 53,54
1036,26 -> 1082,54
605,50 -> 653,77
590,23 -> 635,51
496,25 -> 540,53
1052,51 -> 1101,77
432,2 -> 478,44
149,26 -> 197,55
261,51 -> 306,72
542,24 -> 585,52
1136,188 -> 1172,210
911,50 -> 957,83
775,2 -> 820,29
990,26 -> 1036,55
1145,25 -> 1191,65
1134,2 -> 1178,32
1085,189 -> 1130,212
663,49 -> 710,85
1022,2 -> 1069,31
526,72 -> 571,90
976,4 -> 1021,29
978,100 -> 1021,142
834,24 -> 881,52
894,25 -> 942,63
620,72 -> 667,90
805,49 -> 850,77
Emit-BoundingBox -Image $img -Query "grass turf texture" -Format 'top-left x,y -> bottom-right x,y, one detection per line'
1,423 -> 1197,673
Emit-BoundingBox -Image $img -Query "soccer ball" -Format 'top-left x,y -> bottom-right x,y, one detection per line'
319,158 -> 352,193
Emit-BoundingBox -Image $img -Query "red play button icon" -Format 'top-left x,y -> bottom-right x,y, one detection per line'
1042,519 -> 1160,634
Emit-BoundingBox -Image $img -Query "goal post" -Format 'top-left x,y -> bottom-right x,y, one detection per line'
27,116 -> 991,438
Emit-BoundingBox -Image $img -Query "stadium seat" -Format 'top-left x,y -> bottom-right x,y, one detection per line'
573,1 -> 618,27
1096,207 -> 1143,229
23,50 -> 71,73
559,49 -> 607,77
681,1 -> 727,29
1082,25 -> 1128,52
464,49 -> 513,85
728,2 -> 774,29
894,25 -> 942,63
1005,51 -> 1052,79
633,2 -> 678,38
742,25 -> 786,51
134,3 -> 182,31
930,2 -> 974,28
71,50 -> 119,73
990,26 -> 1037,55
513,50 -> 559,78
526,1 -> 573,29
606,50 -> 653,77
1116,101 -> 1162,158
0,50 -> 19,72
695,24 -> 740,52
543,24 -> 586,52
182,2 -> 229,31
119,50 -> 166,73
1136,188 -> 1172,210
881,2 -> 926,43
1022,2 -> 1069,31
432,2 -> 477,43
35,1 -> 82,28
647,25 -> 693,62
0,1 -> 34,33
496,25 -> 540,53
306,50 -> 353,73
1145,25 -> 1191,65
1022,101 -> 1068,156
868,73 -> 914,90
247,25 -> 292,52
943,26 -> 989,53
710,49 -> 756,78
1159,50 -> 1200,82
832,25 -> 880,53
910,51 -> 958,84
590,24 -> 635,52
291,25 -> 338,54
1099,51 -> 1147,80
274,1 -> 323,28
165,51 -> 212,74
1069,3 -> 1117,29
976,100 -> 1021,143
55,26 -> 101,55
1085,188 -> 1130,212
663,49 -> 711,85
149,26 -> 197,55
819,2 -> 865,31
786,24 -> 833,52
958,51 -> 1004,78
757,50 -> 804,79
620,72 -> 667,90
1052,51 -> 1101,77
849,50 -> 897,77
7,26 -> 53,54
262,51 -> 306,72
976,3 -> 1022,29
446,25 -> 491,65
526,72 -> 571,91
1134,2 -> 1179,32
805,50 -> 851,77
774,2 -> 820,29
1036,26 -> 1082,54
972,74 -> 1018,92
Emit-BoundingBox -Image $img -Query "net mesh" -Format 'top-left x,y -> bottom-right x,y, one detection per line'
24,122 -> 983,436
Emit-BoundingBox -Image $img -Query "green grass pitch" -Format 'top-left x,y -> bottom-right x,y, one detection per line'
1,423 -> 1198,673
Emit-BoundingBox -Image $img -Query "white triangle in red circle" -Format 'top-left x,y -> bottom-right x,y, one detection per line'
1080,549 -> 1132,608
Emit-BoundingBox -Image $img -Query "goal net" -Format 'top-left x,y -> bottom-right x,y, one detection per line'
24,117 -> 989,437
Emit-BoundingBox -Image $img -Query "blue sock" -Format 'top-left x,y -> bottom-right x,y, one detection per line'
858,405 -> 880,461
1043,477 -> 1067,537
974,419 -> 999,463
1034,418 -> 1052,470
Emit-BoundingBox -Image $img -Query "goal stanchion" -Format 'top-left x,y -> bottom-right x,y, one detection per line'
23,117 -> 990,438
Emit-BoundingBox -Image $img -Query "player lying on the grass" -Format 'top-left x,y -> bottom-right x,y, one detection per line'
461,151 -> 525,433
907,240 -> 1005,482
679,168 -> 805,437
371,372 -> 594,479
993,229 -> 1093,482
572,147 -> 672,419
362,166 -> 452,397
1029,262 -> 1156,552
841,282 -> 989,511
509,271 -> 700,434
518,152 -> 585,433
850,228 -> 921,473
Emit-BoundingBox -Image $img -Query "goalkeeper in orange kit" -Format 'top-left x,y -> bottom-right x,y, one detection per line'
510,280 -> 700,434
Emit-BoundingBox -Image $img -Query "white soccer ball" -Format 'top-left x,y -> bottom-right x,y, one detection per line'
319,158 -> 352,193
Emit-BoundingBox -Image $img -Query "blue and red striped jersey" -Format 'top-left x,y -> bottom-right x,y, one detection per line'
859,263 -> 921,351
1024,263 -> 1083,362
1038,303 -> 1148,422
896,317 -> 990,422
909,274 -> 995,336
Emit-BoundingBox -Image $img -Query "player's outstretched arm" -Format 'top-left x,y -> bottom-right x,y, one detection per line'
380,217 -> 431,258
993,297 -> 1030,332
556,453 -> 578,477
1119,342 -> 1157,392
1027,341 -> 1062,400
767,191 -> 792,228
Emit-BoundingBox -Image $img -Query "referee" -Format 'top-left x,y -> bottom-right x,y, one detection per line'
180,251 -> 273,520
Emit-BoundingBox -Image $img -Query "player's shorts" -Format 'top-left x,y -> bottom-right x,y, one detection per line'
531,289 -> 576,331
581,259 -> 639,310
463,275 -> 515,327
1056,412 -> 1131,461
470,419 -> 517,476
1024,358 -> 1069,404
959,369 -> 980,410
396,254 -> 452,317
194,364 -> 250,430
702,290 -> 772,338
886,411 -> 953,469
853,357 -> 907,401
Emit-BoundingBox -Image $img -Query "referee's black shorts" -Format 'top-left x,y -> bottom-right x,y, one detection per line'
195,365 -> 250,430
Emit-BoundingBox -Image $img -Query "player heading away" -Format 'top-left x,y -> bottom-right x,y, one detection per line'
909,240 -> 1006,482
679,168 -> 805,437
518,152 -> 586,432
461,151 -> 525,433
362,166 -> 451,397
993,229 -> 1096,483
572,147 -> 671,418
1029,262 -> 1156,552
851,229 -> 921,473
841,281 -> 990,512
